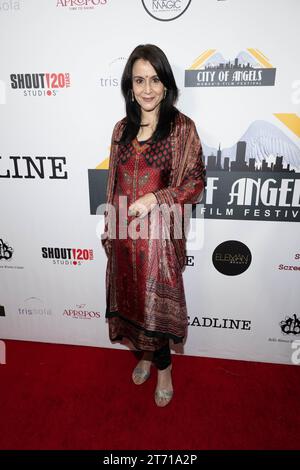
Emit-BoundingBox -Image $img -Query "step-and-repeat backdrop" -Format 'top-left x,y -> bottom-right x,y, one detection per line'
0,0 -> 299,365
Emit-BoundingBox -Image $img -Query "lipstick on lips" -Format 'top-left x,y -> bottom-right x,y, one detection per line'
142,97 -> 154,102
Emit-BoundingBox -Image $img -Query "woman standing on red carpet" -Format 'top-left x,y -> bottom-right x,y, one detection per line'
101,44 -> 206,407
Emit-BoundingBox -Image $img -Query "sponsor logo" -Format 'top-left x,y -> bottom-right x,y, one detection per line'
212,240 -> 252,276
63,303 -> 101,319
18,297 -> 52,317
10,73 -> 71,97
0,238 -> 13,261
99,57 -> 127,88
42,246 -> 94,266
0,156 -> 68,179
0,305 -> 5,317
0,0 -> 20,12
203,119 -> 300,222
280,314 -> 300,336
142,0 -> 191,21
188,315 -> 251,330
185,49 -> 276,87
57,0 -> 107,10
278,252 -> 300,272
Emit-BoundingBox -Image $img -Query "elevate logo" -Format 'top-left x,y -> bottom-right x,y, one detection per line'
10,72 -> 71,97
185,49 -> 276,87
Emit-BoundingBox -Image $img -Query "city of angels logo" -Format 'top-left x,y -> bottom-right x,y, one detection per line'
185,49 -> 276,87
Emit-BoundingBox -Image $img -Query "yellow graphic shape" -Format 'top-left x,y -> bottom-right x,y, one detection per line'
274,113 -> 300,138
247,48 -> 273,68
96,147 -> 110,169
188,49 -> 216,70
96,158 -> 109,169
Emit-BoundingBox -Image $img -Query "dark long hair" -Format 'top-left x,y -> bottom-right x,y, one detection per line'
118,44 -> 179,145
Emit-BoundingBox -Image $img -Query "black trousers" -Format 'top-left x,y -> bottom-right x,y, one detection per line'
152,342 -> 171,370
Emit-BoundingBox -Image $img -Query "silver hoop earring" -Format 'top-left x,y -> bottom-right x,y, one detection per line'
164,88 -> 167,99
131,90 -> 134,102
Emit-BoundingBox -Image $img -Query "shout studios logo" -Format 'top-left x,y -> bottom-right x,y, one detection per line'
10,72 -> 71,97
185,49 -> 276,87
212,240 -> 252,275
142,0 -> 191,21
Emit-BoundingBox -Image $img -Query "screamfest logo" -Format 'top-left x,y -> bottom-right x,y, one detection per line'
142,0 -> 191,21
10,73 -> 71,97
0,238 -> 13,261
280,314 -> 300,336
41,246 -> 94,266
202,119 -> 300,222
63,303 -> 100,320
278,252 -> 300,272
57,0 -> 107,9
185,49 -> 276,87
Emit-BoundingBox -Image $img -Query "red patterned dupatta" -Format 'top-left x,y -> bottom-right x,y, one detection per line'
101,111 -> 206,308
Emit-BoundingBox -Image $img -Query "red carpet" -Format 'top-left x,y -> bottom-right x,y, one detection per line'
0,340 -> 299,450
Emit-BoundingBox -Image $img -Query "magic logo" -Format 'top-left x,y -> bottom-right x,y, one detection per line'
185,49 -> 276,87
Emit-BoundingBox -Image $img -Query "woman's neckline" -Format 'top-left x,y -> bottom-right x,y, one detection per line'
136,136 -> 152,144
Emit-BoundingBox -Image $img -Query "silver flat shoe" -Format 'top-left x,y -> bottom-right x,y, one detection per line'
132,365 -> 151,385
155,364 -> 173,407
154,388 -> 174,407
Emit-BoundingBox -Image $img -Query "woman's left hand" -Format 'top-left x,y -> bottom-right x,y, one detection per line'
128,193 -> 158,218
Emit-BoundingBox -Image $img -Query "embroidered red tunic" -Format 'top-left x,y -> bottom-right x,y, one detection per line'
103,112 -> 206,351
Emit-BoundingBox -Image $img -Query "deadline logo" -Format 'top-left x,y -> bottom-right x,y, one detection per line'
10,72 -> 71,97
185,49 -> 276,87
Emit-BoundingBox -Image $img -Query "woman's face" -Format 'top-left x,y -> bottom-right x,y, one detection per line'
132,59 -> 165,115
